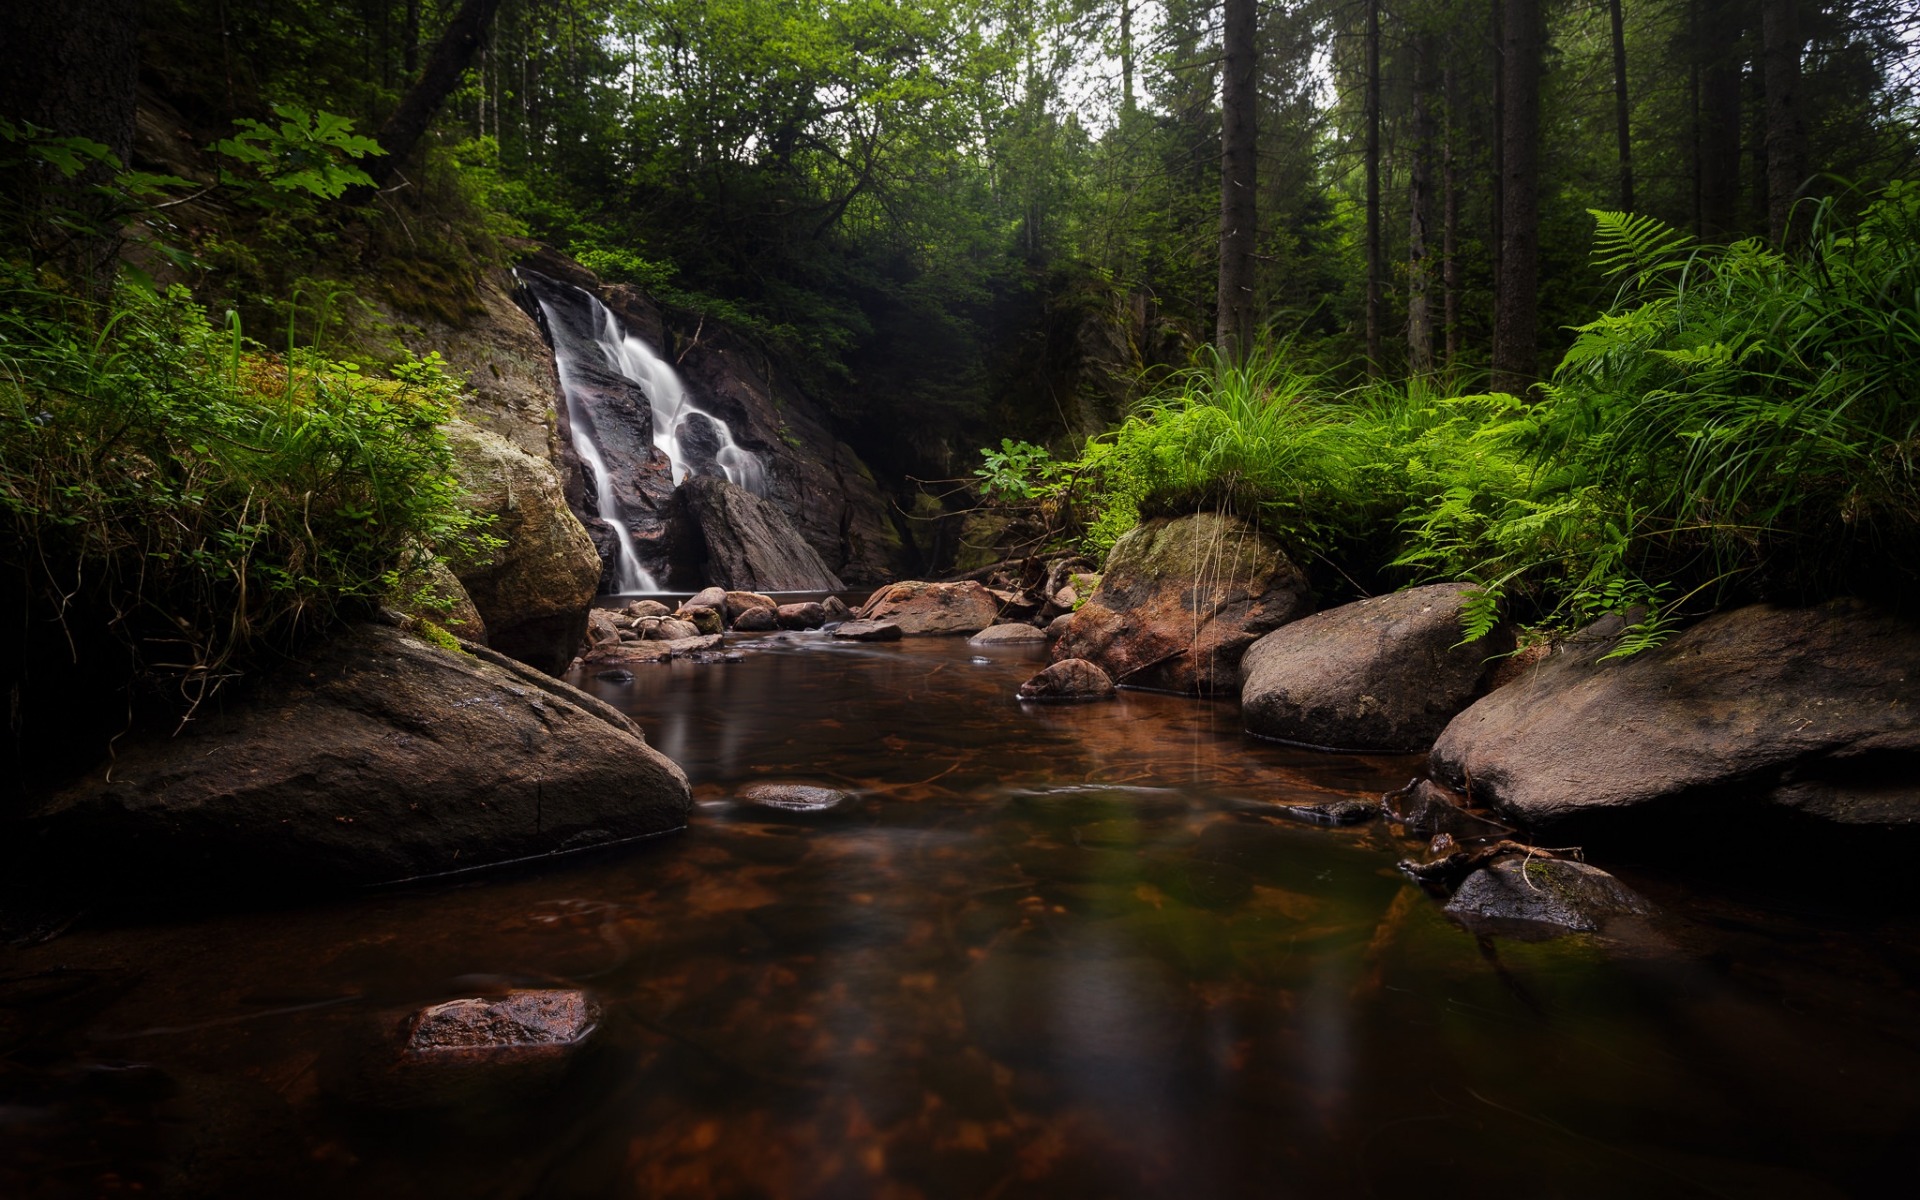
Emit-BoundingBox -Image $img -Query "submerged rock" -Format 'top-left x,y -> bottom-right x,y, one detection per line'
1274,799 -> 1380,826
1053,512 -> 1312,695
1432,600 -> 1920,828
1241,583 -> 1512,752
1017,658 -> 1116,702
403,990 -> 600,1060
30,625 -> 691,891
858,579 -> 1004,635
738,784 -> 855,813
1444,858 -> 1654,933
969,622 -> 1048,646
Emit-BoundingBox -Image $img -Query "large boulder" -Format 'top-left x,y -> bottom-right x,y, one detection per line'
1240,583 -> 1512,752
1053,513 -> 1312,695
28,623 -> 691,891
857,580 -> 1003,635
444,420 -> 602,675
668,475 -> 846,592
1431,600 -> 1920,828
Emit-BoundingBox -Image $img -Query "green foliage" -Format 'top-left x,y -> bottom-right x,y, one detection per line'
0,270 -> 493,711
974,438 -> 1061,501
212,104 -> 383,204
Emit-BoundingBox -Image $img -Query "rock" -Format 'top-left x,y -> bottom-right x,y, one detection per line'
723,590 -> 777,621
1431,600 -> 1920,828
731,605 -> 778,632
1240,583 -> 1512,752
1274,799 -> 1380,826
674,605 -> 724,635
1443,858 -> 1654,933
738,784 -> 854,813
31,625 -> 691,890
403,990 -> 599,1060
583,608 -> 624,651
622,599 -> 672,620
669,475 -> 846,592
822,595 -> 853,621
1382,778 -> 1513,840
444,420 -> 603,675
832,620 -> 904,642
396,558 -> 488,644
1045,612 -> 1075,640
777,602 -> 827,630
857,580 -> 1003,636
646,618 -> 700,641
969,623 -> 1048,646
687,586 -> 729,611
582,634 -> 723,665
1017,658 -> 1117,702
1053,512 -> 1312,695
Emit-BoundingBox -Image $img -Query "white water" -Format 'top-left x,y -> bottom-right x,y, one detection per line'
588,302 -> 767,495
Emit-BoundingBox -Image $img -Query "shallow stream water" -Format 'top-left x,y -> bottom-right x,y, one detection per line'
3,633 -> 1917,1197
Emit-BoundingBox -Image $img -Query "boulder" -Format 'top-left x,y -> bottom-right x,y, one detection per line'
674,605 -> 724,635
443,420 -> 603,675
777,602 -> 827,630
583,607 -> 624,651
723,590 -> 777,621
1045,613 -> 1075,641
30,624 -> 691,891
1053,513 -> 1312,695
1444,858 -> 1654,933
832,620 -> 904,642
731,605 -> 778,632
396,558 -> 488,644
1017,658 -> 1117,702
822,595 -> 853,622
687,586 -> 729,611
622,599 -> 672,620
581,634 -> 724,665
1240,583 -> 1512,752
857,580 -> 1002,636
669,475 -> 846,592
646,617 -> 701,641
969,623 -> 1049,646
1431,600 -> 1920,828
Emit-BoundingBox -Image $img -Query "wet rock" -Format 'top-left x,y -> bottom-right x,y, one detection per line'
646,617 -> 700,641
724,590 -> 777,620
1431,600 -> 1920,828
1045,612 -> 1075,640
822,595 -> 852,622
1274,799 -> 1380,826
1017,658 -> 1116,702
395,557 -> 488,644
777,601 -> 827,630
443,420 -> 602,675
832,619 -> 903,641
582,634 -> 723,665
594,668 -> 634,682
1241,583 -> 1512,752
857,580 -> 1002,635
1381,777 -> 1513,841
675,604 -> 723,635
31,626 -> 691,891
1443,858 -> 1654,933
622,599 -> 672,620
671,410 -> 727,480
969,622 -> 1048,646
403,990 -> 600,1060
669,475 -> 846,592
731,605 -> 778,632
687,586 -> 729,611
583,607 -> 625,651
738,784 -> 854,813
1054,512 -> 1312,695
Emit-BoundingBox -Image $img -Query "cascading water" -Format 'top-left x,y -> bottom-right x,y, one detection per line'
521,270 -> 767,594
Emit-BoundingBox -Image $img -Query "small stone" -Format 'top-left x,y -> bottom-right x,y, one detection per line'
1045,613 -> 1074,641
777,601 -> 828,630
969,623 -> 1048,646
593,668 -> 634,682
1018,658 -> 1116,702
1275,799 -> 1379,826
832,619 -> 903,641
622,600 -> 672,620
724,590 -> 778,622
732,606 -> 778,632
686,586 -> 729,612
402,990 -> 599,1060
646,617 -> 700,641
822,595 -> 853,621
1444,858 -> 1654,933
674,605 -> 724,635
739,783 -> 854,813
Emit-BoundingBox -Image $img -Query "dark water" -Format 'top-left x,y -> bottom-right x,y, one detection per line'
3,634 -> 1918,1198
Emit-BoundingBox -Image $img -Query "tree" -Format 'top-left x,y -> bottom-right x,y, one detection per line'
1408,28 -> 1438,375
1608,0 -> 1635,211
1364,0 -> 1384,375
364,0 -> 506,188
1762,0 -> 1804,243
1491,0 -> 1543,393
1217,0 -> 1259,362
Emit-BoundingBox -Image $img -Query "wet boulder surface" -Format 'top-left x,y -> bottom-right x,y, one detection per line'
857,580 -> 1004,635
1240,583 -> 1512,752
669,475 -> 846,592
27,624 -> 692,893
1430,600 -> 1920,829
1052,512 -> 1312,696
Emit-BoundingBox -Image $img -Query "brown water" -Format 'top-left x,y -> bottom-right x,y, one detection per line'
3,633 -> 1918,1198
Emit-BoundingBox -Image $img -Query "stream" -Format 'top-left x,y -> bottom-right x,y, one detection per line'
2,632 -> 1917,1197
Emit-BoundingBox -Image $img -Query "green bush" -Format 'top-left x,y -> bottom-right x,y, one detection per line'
0,270 -> 492,713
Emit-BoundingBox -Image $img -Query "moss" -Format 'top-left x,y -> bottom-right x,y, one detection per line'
415,619 -> 468,655
380,256 -> 487,327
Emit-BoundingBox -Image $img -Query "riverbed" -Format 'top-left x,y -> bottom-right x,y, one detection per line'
3,632 -> 1916,1197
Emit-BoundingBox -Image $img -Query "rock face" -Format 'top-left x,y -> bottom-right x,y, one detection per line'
1240,583 -> 1511,752
444,420 -> 602,675
669,475 -> 846,592
857,580 -> 1003,635
1444,859 -> 1654,932
1431,600 -> 1920,827
1053,513 -> 1313,695
1018,659 -> 1117,702
31,624 -> 692,890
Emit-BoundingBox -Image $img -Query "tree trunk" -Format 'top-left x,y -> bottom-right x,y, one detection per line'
1490,0 -> 1543,395
1697,0 -> 1745,239
1762,0 -> 1804,245
1216,0 -> 1259,363
1443,62 -> 1460,367
0,0 -> 142,302
1364,0 -> 1383,376
1608,0 -> 1635,211
1490,0 -> 1506,335
364,0 -> 506,189
1120,0 -> 1136,115
1408,32 -> 1437,376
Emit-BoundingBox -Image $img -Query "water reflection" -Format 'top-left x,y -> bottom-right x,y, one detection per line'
1,633 -> 1917,1197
